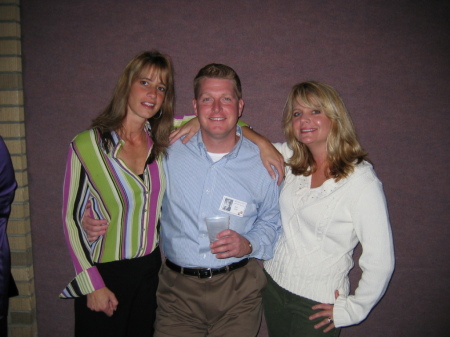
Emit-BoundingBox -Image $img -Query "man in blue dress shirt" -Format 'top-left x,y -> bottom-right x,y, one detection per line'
154,64 -> 281,337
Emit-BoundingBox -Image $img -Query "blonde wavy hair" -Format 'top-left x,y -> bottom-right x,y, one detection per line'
283,81 -> 367,181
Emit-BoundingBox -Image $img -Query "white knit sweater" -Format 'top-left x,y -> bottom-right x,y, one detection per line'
264,143 -> 395,328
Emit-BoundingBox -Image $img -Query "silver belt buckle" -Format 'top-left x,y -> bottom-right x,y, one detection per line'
198,268 -> 213,279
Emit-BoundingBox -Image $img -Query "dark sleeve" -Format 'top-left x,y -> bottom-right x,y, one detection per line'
0,136 -> 16,219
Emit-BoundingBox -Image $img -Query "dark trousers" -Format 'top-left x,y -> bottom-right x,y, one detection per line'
263,270 -> 341,337
75,248 -> 162,337
0,315 -> 7,337
1,272 -> 18,337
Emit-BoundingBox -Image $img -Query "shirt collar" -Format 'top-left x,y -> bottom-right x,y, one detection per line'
110,121 -> 152,158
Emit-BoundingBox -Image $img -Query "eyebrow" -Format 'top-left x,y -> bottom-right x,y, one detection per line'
140,77 -> 167,86
199,91 -> 236,97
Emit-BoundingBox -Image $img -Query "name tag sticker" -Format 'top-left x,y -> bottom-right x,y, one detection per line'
220,196 -> 247,217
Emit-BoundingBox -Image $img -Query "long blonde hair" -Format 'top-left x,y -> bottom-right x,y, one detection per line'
283,81 -> 367,181
91,50 -> 175,160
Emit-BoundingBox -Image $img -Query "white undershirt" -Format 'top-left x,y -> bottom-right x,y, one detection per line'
207,152 -> 228,162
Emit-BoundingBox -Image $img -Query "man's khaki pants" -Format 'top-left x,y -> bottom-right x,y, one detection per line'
155,259 -> 267,337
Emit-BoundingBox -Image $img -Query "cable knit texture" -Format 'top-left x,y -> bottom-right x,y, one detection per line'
264,142 -> 394,328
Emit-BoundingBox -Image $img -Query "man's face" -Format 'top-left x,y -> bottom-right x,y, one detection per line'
193,78 -> 244,146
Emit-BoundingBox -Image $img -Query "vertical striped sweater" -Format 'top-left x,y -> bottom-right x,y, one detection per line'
60,124 -> 165,298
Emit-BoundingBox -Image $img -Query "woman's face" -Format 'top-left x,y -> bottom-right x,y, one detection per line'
126,67 -> 167,122
291,98 -> 332,151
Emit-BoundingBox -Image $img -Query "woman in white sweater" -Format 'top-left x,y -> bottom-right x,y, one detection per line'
168,80 -> 395,336
259,81 -> 395,336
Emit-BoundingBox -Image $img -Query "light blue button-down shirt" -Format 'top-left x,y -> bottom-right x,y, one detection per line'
161,126 -> 281,268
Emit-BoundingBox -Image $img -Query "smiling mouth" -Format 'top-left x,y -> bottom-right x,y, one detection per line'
209,117 -> 225,121
142,102 -> 155,108
301,128 -> 316,133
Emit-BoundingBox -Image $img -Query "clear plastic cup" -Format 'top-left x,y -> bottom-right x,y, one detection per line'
205,215 -> 230,242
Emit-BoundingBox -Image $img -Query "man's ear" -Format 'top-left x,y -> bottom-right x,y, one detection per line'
192,99 -> 198,116
238,99 -> 244,118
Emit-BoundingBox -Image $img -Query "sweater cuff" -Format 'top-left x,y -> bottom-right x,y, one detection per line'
332,295 -> 351,328
59,266 -> 105,299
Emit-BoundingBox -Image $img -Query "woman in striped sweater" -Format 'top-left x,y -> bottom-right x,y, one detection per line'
60,50 -> 174,337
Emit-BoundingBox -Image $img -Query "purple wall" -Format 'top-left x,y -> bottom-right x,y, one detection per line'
21,1 -> 449,336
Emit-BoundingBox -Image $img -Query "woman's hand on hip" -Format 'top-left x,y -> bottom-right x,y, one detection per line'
309,290 -> 339,333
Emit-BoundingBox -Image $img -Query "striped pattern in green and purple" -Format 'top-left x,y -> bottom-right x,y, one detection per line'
60,125 -> 165,298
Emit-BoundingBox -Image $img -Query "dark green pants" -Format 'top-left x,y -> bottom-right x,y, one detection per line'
263,270 -> 341,337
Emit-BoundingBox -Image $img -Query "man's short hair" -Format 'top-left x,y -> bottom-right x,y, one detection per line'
193,63 -> 242,99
